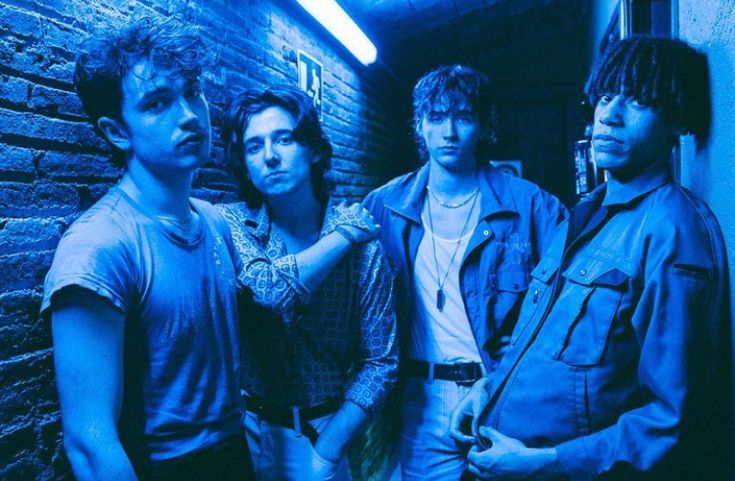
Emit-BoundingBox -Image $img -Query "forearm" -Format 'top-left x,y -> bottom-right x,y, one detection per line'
293,231 -> 353,291
64,432 -> 138,481
314,400 -> 369,462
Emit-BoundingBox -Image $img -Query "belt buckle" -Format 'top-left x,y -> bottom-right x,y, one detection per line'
454,362 -> 478,387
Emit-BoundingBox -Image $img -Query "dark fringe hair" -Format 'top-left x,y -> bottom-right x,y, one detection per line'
221,85 -> 332,207
74,15 -> 215,167
412,64 -> 496,162
585,36 -> 711,149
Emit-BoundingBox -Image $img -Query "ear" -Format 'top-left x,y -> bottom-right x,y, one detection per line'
97,116 -> 131,152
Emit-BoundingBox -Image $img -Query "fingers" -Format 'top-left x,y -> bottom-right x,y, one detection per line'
448,408 -> 475,444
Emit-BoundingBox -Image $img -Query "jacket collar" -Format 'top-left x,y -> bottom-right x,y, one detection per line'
602,165 -> 672,208
383,161 -> 519,223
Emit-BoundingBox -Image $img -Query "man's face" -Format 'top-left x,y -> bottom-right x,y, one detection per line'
119,59 -> 211,176
420,99 -> 482,171
592,93 -> 676,180
242,106 -> 317,201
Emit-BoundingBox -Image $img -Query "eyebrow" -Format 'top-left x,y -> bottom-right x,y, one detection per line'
135,78 -> 201,106
244,128 -> 293,144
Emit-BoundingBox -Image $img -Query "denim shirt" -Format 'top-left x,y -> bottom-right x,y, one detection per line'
483,167 -> 731,480
363,162 -> 567,370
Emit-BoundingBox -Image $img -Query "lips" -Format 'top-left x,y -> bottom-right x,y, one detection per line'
593,134 -> 625,152
177,132 -> 207,148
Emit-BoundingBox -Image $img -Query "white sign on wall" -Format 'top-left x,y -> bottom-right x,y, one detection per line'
298,50 -> 323,118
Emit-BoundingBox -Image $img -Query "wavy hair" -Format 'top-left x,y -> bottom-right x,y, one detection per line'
221,85 -> 332,207
74,15 -> 214,166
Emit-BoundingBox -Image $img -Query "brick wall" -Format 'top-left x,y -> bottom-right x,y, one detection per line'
0,0 -> 411,478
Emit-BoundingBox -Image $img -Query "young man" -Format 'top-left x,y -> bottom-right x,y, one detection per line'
450,37 -> 731,480
218,85 -> 398,481
43,17 -> 253,481
363,65 -> 567,480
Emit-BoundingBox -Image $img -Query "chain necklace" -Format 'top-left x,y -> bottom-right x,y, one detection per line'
426,187 -> 479,312
427,186 -> 479,209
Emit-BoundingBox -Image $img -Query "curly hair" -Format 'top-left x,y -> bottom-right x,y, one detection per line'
412,64 -> 496,162
221,85 -> 332,207
585,36 -> 711,149
73,15 -> 214,166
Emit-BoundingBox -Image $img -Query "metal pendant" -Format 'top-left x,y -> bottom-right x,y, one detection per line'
436,288 -> 445,312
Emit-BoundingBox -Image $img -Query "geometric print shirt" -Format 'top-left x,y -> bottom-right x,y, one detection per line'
217,200 -> 398,412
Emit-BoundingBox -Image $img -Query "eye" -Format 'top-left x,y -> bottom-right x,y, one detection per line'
455,113 -> 475,123
427,113 -> 445,123
628,97 -> 647,108
598,94 -> 613,105
245,143 -> 263,155
144,98 -> 166,112
276,133 -> 293,145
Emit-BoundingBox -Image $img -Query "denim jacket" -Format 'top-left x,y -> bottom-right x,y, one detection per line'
363,162 -> 567,370
483,167 -> 731,480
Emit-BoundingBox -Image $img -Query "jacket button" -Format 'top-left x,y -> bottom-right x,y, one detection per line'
483,230 -> 490,236
579,268 -> 587,276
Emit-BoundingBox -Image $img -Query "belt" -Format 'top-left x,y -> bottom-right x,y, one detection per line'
244,395 -> 341,445
403,360 -> 484,385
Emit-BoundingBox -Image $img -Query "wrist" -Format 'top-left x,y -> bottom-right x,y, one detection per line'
333,225 -> 357,245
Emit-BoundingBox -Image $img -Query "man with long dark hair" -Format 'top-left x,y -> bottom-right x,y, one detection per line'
219,85 -> 398,480
450,37 -> 731,481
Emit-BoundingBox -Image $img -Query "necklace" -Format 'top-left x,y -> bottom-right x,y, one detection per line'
426,189 -> 479,312
427,186 -> 479,209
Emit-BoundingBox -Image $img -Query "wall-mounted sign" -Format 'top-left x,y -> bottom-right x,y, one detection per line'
298,50 -> 323,118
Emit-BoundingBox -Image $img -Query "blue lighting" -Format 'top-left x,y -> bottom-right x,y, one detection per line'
296,0 -> 378,65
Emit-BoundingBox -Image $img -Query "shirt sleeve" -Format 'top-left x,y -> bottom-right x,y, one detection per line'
41,217 -> 134,317
554,212 -> 728,480
531,189 -> 568,263
343,240 -> 399,413
217,204 -> 310,314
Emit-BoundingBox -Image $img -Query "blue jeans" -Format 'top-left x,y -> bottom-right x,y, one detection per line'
244,410 -> 353,481
400,377 -> 473,480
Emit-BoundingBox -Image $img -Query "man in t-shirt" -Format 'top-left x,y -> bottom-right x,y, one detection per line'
43,16 -> 254,481
363,65 -> 566,480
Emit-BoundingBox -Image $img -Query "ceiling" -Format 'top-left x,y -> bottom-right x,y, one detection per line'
338,0 -> 570,72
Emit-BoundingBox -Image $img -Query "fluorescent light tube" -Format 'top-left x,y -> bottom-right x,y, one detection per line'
295,0 -> 378,65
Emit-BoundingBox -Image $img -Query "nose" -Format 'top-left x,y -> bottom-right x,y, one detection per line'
263,139 -> 279,167
177,97 -> 199,128
440,117 -> 458,138
598,95 -> 624,127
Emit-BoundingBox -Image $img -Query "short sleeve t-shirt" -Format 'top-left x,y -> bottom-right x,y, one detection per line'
42,187 -> 244,462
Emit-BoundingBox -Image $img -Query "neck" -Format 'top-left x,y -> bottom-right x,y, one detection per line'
119,162 -> 193,220
268,189 -> 323,237
428,160 -> 480,197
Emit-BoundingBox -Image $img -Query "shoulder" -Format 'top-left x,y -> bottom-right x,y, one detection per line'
644,183 -> 726,265
363,167 -> 423,209
59,190 -> 133,253
485,165 -> 566,217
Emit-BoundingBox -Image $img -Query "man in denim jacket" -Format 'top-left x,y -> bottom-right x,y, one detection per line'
450,37 -> 731,480
363,65 -> 566,480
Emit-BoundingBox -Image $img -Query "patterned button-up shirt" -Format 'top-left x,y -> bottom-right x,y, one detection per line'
218,201 -> 398,412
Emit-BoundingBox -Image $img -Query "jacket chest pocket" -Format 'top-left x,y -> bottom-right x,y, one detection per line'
554,261 -> 629,366
510,256 -> 559,345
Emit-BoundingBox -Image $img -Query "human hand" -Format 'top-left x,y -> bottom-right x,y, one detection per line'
332,202 -> 380,243
466,427 -> 558,480
311,442 -> 340,480
449,376 -> 491,445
